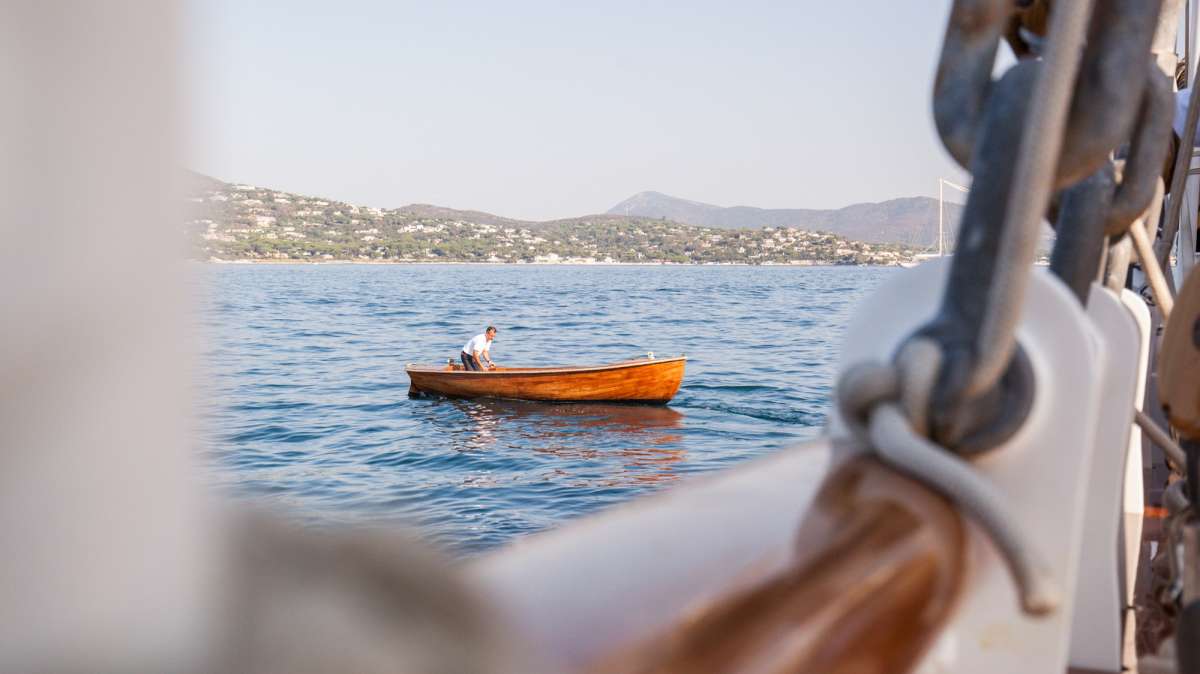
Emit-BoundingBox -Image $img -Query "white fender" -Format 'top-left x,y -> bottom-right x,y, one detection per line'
828,258 -> 1106,674
1068,284 -> 1141,671
1119,288 -> 1151,670
1119,289 -> 1151,596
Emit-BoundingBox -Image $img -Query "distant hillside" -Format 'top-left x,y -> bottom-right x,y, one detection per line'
609,191 -> 963,249
186,173 -> 916,265
395,204 -> 526,228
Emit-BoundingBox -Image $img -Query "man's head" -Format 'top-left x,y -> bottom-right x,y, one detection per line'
485,326 -> 497,340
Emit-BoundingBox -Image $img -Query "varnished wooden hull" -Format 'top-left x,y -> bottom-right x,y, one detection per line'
406,356 -> 686,403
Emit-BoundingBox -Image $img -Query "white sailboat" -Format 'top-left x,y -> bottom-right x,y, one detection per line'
900,177 -> 969,267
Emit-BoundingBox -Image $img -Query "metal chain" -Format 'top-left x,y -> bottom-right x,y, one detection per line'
836,0 -> 1167,617
1051,65 -> 1173,305
969,0 -> 1098,398
916,0 -> 1163,457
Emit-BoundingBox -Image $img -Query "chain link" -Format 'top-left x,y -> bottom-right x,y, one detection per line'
836,0 -> 1168,616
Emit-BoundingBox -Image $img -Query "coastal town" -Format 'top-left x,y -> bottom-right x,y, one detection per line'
189,175 -> 918,265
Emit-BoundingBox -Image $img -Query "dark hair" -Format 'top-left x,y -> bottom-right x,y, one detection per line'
486,325 -> 497,333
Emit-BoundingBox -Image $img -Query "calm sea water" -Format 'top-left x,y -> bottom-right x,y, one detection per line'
199,264 -> 894,555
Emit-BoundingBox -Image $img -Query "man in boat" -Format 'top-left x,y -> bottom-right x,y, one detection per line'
461,326 -> 497,371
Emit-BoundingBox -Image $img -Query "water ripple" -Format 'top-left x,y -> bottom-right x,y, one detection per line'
197,264 -> 894,556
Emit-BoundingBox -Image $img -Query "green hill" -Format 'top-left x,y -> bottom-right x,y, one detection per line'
186,174 -> 917,265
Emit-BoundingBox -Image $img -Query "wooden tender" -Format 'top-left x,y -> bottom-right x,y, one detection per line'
406,355 -> 686,403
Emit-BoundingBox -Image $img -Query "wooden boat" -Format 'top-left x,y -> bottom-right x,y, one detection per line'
406,355 -> 686,403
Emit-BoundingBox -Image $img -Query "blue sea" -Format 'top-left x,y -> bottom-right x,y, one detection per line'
199,264 -> 894,556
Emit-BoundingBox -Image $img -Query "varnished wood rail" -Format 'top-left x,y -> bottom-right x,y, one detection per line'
470,442 -> 967,674
585,457 -> 966,674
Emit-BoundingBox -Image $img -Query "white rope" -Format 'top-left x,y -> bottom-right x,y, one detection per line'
868,404 -> 1060,615
838,360 -> 1061,616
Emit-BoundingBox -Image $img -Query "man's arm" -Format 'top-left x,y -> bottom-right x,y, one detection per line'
480,347 -> 495,369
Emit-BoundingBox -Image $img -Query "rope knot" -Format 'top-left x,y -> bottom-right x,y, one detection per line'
837,337 -> 943,443
836,360 -> 899,441
834,344 -> 1060,617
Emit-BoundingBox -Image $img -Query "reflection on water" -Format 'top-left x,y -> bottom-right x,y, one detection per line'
449,400 -> 687,486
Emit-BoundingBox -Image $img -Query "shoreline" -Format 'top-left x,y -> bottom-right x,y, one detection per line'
198,259 -> 899,268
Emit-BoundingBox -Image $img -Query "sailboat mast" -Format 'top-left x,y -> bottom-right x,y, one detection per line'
938,178 -> 969,257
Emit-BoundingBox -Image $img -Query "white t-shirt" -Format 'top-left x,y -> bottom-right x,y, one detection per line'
462,333 -> 492,356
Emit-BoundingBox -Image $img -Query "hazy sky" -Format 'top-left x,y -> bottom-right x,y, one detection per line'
187,1 -> 971,220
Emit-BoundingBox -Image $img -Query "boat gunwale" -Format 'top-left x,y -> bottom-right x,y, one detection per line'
405,355 -> 686,378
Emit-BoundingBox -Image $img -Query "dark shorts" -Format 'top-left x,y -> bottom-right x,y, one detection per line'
461,351 -> 483,371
